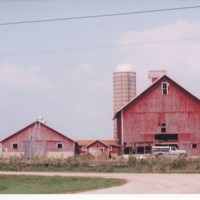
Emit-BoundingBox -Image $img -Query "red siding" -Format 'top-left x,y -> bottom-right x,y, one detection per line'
117,76 -> 200,156
2,122 -> 75,158
88,141 -> 109,155
78,140 -> 119,157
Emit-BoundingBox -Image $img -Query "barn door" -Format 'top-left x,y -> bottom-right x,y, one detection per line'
23,141 -> 46,158
33,141 -> 46,157
23,141 -> 33,159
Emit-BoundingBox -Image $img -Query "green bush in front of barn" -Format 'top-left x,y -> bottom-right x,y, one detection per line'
2,155 -> 200,173
125,155 -> 200,173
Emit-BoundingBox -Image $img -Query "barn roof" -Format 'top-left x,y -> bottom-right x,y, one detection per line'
113,74 -> 200,119
77,139 -> 118,147
85,140 -> 110,148
1,120 -> 76,143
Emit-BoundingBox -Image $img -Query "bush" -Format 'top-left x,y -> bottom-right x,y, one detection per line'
170,157 -> 188,171
152,157 -> 171,173
1,155 -> 200,173
128,156 -> 137,167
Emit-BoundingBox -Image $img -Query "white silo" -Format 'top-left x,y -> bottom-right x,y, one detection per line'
113,64 -> 136,140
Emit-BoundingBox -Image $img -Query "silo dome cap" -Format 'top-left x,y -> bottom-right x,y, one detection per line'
114,64 -> 135,72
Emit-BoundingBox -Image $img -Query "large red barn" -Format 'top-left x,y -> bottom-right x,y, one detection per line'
0,120 -> 76,158
114,74 -> 200,156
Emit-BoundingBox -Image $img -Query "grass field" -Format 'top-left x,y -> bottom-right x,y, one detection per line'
0,175 -> 125,194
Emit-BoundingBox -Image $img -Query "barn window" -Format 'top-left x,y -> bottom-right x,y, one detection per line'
57,143 -> 63,149
12,143 -> 18,149
98,147 -> 104,153
162,82 -> 169,95
161,123 -> 166,133
35,121 -> 41,129
192,144 -> 198,149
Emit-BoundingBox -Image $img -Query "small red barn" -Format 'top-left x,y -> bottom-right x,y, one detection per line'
77,140 -> 119,158
0,120 -> 76,158
114,75 -> 200,156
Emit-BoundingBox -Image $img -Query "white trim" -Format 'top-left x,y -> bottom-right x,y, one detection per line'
12,143 -> 18,149
56,143 -> 63,149
162,82 -> 169,95
121,110 -> 124,145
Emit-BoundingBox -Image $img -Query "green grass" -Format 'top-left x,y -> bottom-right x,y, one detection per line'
0,175 -> 125,194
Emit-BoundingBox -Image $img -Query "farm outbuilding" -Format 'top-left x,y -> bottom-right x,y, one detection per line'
77,140 -> 119,158
0,119 -> 76,159
114,73 -> 200,156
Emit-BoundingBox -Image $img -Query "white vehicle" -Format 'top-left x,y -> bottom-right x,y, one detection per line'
152,146 -> 187,157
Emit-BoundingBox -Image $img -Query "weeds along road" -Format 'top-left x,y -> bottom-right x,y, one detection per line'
0,171 -> 200,194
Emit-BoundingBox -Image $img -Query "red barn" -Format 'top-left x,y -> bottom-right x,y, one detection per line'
0,120 -> 76,158
114,75 -> 200,156
77,140 -> 119,158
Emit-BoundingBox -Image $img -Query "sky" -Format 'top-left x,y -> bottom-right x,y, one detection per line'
0,0 -> 200,141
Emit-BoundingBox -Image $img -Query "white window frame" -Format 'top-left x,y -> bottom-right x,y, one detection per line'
57,143 -> 63,149
12,143 -> 18,149
162,82 -> 169,95
161,123 -> 166,133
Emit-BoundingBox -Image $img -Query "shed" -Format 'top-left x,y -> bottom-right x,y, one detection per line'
77,139 -> 119,158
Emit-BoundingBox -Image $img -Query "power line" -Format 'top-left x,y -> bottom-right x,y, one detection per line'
1,37 -> 200,57
1,5 -> 200,26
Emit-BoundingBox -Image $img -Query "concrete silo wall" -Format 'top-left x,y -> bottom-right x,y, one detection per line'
113,65 -> 136,141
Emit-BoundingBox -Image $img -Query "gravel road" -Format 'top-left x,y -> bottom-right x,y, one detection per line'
0,171 -> 199,194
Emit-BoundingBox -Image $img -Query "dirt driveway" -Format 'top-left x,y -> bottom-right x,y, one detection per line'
0,171 -> 200,194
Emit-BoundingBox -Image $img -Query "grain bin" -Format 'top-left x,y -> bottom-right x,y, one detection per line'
148,70 -> 167,83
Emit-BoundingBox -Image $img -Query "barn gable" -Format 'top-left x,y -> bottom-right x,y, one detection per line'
114,75 -> 200,156
77,139 -> 119,157
1,121 -> 75,144
85,140 -> 110,148
114,75 -> 200,118
1,121 -> 76,158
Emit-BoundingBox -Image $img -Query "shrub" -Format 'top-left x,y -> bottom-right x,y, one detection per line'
152,157 -> 171,173
1,155 -> 200,173
170,157 -> 188,171
128,156 -> 137,167
189,158 -> 200,171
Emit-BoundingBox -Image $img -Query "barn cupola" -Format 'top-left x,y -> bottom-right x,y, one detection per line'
148,70 -> 167,83
37,116 -> 47,124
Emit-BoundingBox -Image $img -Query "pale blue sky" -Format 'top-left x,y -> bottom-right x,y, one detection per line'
0,0 -> 200,141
